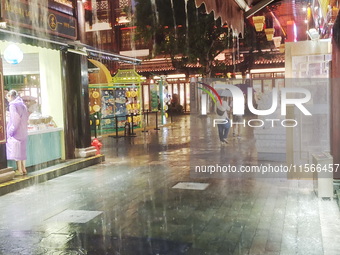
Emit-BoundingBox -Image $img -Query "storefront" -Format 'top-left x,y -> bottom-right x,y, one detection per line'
142,76 -> 191,113
0,41 -> 64,169
0,0 -> 141,180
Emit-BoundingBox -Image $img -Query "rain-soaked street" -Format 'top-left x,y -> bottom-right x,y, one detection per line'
1,115 -> 340,255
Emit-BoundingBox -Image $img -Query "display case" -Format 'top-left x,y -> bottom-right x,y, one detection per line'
89,69 -> 143,135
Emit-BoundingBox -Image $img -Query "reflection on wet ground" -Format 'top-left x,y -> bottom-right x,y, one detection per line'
0,115 -> 340,254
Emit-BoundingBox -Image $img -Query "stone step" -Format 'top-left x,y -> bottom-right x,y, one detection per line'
0,169 -> 15,184
0,154 -> 105,196
0,167 -> 14,175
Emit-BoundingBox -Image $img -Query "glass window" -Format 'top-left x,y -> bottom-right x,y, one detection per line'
4,74 -> 41,115
168,84 -> 172,97
173,84 -> 178,94
180,83 -> 185,107
143,85 -> 149,111
252,80 -> 262,93
185,82 -> 190,112
263,79 -> 272,92
275,79 -> 285,89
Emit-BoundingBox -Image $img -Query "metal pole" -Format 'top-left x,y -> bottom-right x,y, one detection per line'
146,110 -> 149,124
142,113 -> 148,133
159,77 -> 165,125
154,111 -> 160,130
109,115 -> 122,138
130,114 -> 136,136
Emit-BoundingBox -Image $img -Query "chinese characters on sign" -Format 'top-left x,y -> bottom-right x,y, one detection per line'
2,0 -> 77,40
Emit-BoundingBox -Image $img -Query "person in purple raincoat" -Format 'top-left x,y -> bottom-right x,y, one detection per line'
6,90 -> 29,175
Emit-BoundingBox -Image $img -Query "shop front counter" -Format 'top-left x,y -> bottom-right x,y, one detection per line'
8,128 -> 63,169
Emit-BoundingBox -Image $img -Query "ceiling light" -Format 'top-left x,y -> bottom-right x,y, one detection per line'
265,28 -> 275,41
4,44 -> 24,64
272,36 -> 281,47
252,16 -> 265,32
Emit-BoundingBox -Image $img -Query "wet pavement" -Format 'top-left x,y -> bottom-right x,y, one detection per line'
0,114 -> 340,254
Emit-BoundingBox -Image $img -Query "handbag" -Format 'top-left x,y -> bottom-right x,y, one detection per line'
216,107 -> 225,116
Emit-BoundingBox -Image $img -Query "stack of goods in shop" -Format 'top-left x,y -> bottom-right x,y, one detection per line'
28,113 -> 57,131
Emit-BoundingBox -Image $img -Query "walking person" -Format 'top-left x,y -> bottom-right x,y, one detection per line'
6,90 -> 29,175
216,96 -> 231,144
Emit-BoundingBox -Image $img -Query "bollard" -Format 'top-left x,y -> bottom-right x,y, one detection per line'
91,115 -> 97,138
146,110 -> 149,125
124,121 -> 130,137
154,111 -> 160,130
109,116 -> 122,138
130,114 -> 137,137
142,112 -> 148,133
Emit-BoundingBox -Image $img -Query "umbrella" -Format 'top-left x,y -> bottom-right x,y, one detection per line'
216,89 -> 232,97
235,84 -> 254,94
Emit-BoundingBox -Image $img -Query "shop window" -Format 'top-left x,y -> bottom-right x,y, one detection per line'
185,83 -> 190,112
173,84 -> 178,94
120,29 -> 149,51
263,79 -> 273,92
121,30 -> 131,51
96,0 -> 109,23
274,79 -> 285,89
167,84 -> 173,97
273,72 -> 284,78
180,83 -> 185,107
119,0 -> 130,8
4,74 -> 41,115
252,79 -> 262,93
143,85 -> 149,111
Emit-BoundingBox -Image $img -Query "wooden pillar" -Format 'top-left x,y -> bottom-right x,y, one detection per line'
61,51 -> 94,159
331,13 -> 340,178
77,0 -> 86,43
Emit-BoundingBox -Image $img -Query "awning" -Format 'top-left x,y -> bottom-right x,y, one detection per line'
0,28 -> 141,65
194,0 -> 253,35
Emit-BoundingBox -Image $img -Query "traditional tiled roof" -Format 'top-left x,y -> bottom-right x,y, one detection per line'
120,53 -> 285,73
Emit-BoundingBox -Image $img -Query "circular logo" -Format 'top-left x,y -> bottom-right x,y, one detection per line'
48,14 -> 58,30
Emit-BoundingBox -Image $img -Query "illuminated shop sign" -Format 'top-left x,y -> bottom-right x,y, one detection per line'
1,0 -> 77,40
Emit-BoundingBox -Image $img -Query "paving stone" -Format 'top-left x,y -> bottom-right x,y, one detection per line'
0,116 -> 339,254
